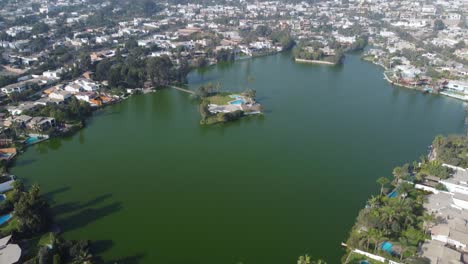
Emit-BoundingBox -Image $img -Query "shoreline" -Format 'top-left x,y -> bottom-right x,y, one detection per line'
294,58 -> 336,65
363,56 -> 468,102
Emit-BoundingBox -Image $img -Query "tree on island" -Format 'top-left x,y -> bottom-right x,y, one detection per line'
243,88 -> 256,98
392,164 -> 410,184
297,255 -> 327,264
376,177 -> 389,196
196,82 -> 220,98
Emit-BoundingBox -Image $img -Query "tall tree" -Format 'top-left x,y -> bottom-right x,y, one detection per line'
377,177 -> 389,196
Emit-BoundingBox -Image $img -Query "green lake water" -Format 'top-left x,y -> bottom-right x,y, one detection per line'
12,52 -> 465,263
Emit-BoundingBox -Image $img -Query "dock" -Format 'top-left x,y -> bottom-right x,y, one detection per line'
169,86 -> 196,95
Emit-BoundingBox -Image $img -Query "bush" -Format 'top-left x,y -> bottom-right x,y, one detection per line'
433,135 -> 468,167
0,199 -> 13,215
435,183 -> 448,191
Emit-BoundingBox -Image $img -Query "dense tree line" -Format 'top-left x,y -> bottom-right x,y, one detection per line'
346,179 -> 429,261
216,49 -> 236,63
95,51 -> 189,90
25,97 -> 92,123
433,135 -> 468,167
240,26 -> 295,50
347,36 -> 368,52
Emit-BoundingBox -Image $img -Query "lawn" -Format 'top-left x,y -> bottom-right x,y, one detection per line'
205,93 -> 233,105
20,232 -> 54,262
38,232 -> 53,247
0,217 -> 18,233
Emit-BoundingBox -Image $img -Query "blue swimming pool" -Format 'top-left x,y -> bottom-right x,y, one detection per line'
25,136 -> 40,145
229,99 -> 245,105
229,94 -> 242,99
381,241 -> 393,254
387,190 -> 398,198
0,214 -> 12,225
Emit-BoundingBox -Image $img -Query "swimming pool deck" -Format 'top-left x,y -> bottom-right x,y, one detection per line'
24,136 -> 49,146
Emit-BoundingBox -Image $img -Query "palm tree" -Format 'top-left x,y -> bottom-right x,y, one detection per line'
368,195 -> 381,208
367,228 -> 379,251
312,260 -> 327,264
392,166 -> 404,184
396,68 -> 403,81
297,255 -> 311,264
419,213 -> 435,233
380,206 -> 397,233
414,73 -> 421,86
215,82 -> 221,94
377,177 -> 390,196
397,182 -> 414,201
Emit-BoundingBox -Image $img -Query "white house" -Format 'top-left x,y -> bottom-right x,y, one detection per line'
439,169 -> 468,196
75,91 -> 97,102
453,193 -> 468,209
64,83 -> 83,94
0,175 -> 15,193
69,79 -> 99,92
49,90 -> 72,101
1,83 -> 28,95
42,68 -> 64,80
0,235 -> 21,264
445,81 -> 468,95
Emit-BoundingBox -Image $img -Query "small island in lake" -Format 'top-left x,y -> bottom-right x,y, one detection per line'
293,42 -> 345,65
196,83 -> 262,125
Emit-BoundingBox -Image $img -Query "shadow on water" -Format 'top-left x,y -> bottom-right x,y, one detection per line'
102,253 -> 145,264
43,186 -> 72,201
52,193 -> 113,216
92,241 -> 146,264
12,158 -> 36,167
92,239 -> 114,255
58,201 -> 122,232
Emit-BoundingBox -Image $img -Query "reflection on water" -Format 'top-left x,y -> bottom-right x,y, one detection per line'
11,52 -> 466,264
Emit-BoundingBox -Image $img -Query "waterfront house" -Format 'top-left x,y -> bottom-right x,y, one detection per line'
440,170 -> 468,196
424,192 -> 453,213
0,235 -> 21,264
420,240 -> 462,264
431,223 -> 468,250
445,80 -> 468,95
75,91 -> 98,103
0,149 -> 16,162
394,65 -> 422,81
429,207 -> 468,250
26,117 -> 56,132
11,115 -> 32,128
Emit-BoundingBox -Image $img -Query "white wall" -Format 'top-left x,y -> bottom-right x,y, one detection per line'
441,181 -> 468,195
453,197 -> 468,210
